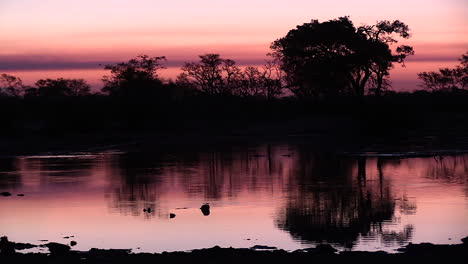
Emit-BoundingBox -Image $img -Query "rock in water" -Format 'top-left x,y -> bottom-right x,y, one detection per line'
169,213 -> 176,218
45,242 -> 71,256
70,241 -> 77,247
200,204 -> 210,216
1,192 -> 12,197
0,236 -> 15,255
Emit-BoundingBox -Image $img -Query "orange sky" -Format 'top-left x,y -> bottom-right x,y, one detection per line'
0,0 -> 467,89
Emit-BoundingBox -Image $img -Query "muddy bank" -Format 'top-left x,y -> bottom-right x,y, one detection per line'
1,237 -> 467,264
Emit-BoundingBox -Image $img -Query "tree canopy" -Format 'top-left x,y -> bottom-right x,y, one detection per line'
0,74 -> 25,97
102,55 -> 167,98
179,54 -> 283,98
31,78 -> 91,97
418,52 -> 468,91
270,17 -> 413,98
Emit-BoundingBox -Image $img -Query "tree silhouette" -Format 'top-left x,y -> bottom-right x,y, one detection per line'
236,61 -> 284,99
358,21 -> 414,96
271,17 -> 413,98
102,55 -> 167,98
0,73 -> 25,97
180,54 -> 284,98
180,54 -> 232,96
31,78 -> 91,97
418,52 -> 468,91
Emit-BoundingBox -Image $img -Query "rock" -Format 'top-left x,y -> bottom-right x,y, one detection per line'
169,213 -> 176,218
314,244 -> 338,255
17,194 -> 24,197
250,245 -> 277,250
1,192 -> 12,197
70,241 -> 77,247
200,204 -> 210,216
462,236 -> 468,245
143,208 -> 152,213
0,236 -> 15,255
44,242 -> 71,256
88,248 -> 131,256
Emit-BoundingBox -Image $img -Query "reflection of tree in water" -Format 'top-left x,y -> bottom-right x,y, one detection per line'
425,155 -> 468,195
381,225 -> 414,247
275,153 -> 412,249
1,155 -> 100,191
33,157 -> 96,187
105,145 -> 291,218
106,152 -> 166,218
0,157 -> 22,190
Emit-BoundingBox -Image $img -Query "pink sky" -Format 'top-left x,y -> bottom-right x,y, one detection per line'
0,0 -> 467,90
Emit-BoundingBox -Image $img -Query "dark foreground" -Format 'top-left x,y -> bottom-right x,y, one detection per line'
1,237 -> 467,264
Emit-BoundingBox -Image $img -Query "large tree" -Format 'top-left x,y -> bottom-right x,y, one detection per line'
270,17 -> 413,98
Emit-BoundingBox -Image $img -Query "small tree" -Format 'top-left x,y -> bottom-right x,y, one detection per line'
0,73 -> 25,97
418,52 -> 468,91
235,62 -> 284,99
102,55 -> 166,97
261,60 -> 284,99
180,54 -> 227,95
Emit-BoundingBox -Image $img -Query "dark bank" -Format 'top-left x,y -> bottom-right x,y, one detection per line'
1,236 -> 467,264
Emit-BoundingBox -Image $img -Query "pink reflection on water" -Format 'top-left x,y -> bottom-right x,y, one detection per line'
0,146 -> 467,252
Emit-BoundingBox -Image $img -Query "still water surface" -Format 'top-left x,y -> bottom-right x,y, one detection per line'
0,143 -> 467,253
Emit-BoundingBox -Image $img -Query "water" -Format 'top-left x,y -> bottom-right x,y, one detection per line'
0,143 -> 467,253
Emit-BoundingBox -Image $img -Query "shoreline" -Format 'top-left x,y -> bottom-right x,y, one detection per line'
1,237 -> 467,263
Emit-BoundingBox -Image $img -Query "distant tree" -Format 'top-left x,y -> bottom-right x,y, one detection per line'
270,17 -> 413,98
222,59 -> 243,94
0,73 -> 25,97
102,55 -> 167,97
261,60 -> 285,99
180,54 -> 230,96
235,61 -> 284,99
418,52 -> 468,91
180,54 -> 284,99
237,66 -> 264,97
33,78 -> 91,97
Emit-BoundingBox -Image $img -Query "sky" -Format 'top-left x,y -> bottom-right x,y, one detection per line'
0,0 -> 467,90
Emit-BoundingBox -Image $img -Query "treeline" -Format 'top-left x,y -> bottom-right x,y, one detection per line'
1,17 -> 467,101
0,17 -> 467,137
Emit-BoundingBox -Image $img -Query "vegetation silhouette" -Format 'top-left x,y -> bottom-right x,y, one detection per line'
0,17 -> 467,144
275,153 -> 414,249
179,53 -> 283,98
270,17 -> 414,98
102,55 -> 168,99
418,52 -> 467,92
